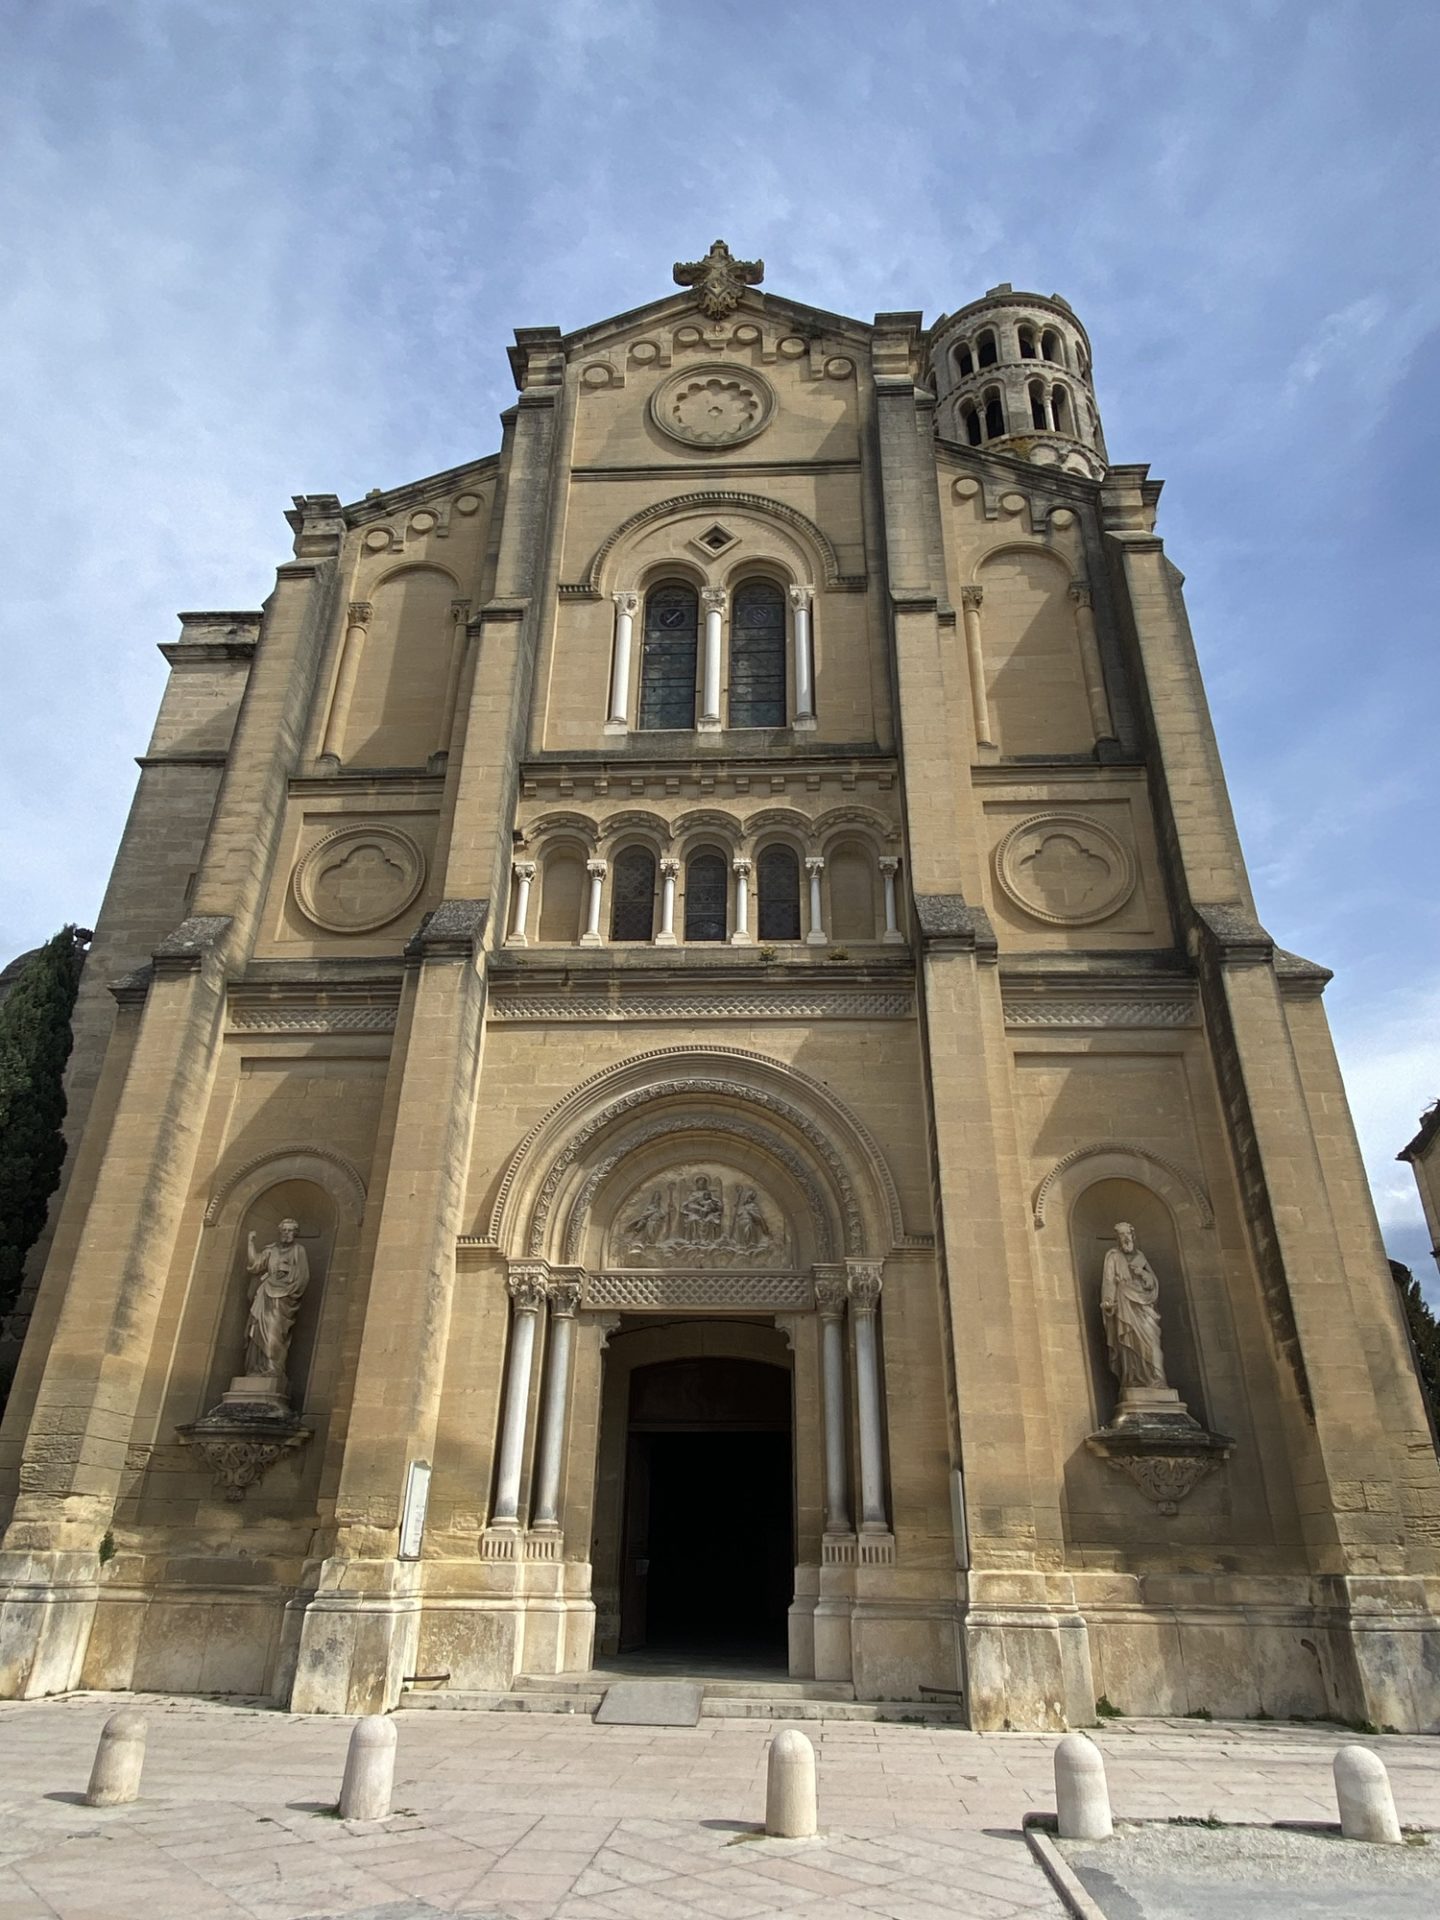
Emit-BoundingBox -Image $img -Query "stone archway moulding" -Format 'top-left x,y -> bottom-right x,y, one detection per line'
572,491 -> 860,597
560,1109 -> 836,1263
203,1145 -> 368,1226
487,1045 -> 905,1257
1031,1141 -> 1213,1230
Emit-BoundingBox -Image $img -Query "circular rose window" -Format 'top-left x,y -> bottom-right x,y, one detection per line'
650,364 -> 775,448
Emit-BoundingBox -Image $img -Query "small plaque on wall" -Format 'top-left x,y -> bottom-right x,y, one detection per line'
399,1459 -> 431,1561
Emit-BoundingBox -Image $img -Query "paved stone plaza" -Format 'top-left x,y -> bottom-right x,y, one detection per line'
0,1696 -> 1436,1919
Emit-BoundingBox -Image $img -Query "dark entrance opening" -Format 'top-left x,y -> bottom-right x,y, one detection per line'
619,1356 -> 793,1660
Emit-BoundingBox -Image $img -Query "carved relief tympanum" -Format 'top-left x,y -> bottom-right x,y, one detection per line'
607,1167 -> 792,1269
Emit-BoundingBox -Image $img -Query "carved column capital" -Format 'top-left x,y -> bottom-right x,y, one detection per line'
732,856 -> 753,877
449,597 -> 471,623
659,856 -> 681,877
960,584 -> 984,611
805,855 -> 826,875
788,584 -> 815,613
548,1279 -> 582,1318
878,856 -> 901,875
1068,580 -> 1093,609
612,589 -> 640,617
513,859 -> 536,882
814,1269 -> 848,1319
507,1263 -> 550,1313
586,858 -> 608,879
701,586 -> 727,614
846,1260 -> 884,1313
347,600 -> 373,627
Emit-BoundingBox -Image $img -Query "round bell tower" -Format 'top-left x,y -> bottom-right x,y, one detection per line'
928,284 -> 1106,479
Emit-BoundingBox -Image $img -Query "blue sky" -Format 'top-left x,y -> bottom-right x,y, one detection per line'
3,1 -> 1437,1285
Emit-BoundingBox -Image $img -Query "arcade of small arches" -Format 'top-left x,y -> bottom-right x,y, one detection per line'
509,812 -> 905,950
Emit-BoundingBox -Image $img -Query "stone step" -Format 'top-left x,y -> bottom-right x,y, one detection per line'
511,1671 -> 857,1703
399,1684 -> 967,1725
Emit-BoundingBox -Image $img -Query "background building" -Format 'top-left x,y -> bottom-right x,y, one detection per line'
1,246 -> 1437,1729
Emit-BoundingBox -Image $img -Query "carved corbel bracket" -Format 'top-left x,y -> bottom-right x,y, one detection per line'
1084,1420 -> 1233,1517
177,1412 -> 311,1503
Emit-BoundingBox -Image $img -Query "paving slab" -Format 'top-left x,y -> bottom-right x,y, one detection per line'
0,1696 -> 1436,1919
1056,1820 -> 1440,1918
593,1680 -> 704,1726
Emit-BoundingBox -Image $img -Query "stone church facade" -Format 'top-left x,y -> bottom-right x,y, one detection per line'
3,245 -> 1438,1729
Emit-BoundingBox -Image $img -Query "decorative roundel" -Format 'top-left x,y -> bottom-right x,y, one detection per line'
293,825 -> 426,934
453,493 -> 481,514
649,364 -> 776,448
363,528 -> 391,550
994,813 -> 1136,927
954,476 -> 981,499
410,510 -> 436,533
824,356 -> 854,380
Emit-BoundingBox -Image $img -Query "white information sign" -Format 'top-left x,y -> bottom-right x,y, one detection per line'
399,1459 -> 431,1561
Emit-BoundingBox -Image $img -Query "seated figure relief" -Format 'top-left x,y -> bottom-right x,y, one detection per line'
610,1169 -> 789,1269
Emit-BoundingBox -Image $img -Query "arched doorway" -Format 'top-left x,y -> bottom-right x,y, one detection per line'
592,1323 -> 796,1665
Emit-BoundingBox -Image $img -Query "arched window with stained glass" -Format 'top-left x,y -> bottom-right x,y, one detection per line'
609,847 -> 656,942
638,581 -> 699,730
683,848 -> 729,942
756,844 -> 801,942
728,580 -> 787,729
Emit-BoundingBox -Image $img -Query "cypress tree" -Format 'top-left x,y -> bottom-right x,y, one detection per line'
1391,1258 -> 1440,1451
0,926 -> 89,1318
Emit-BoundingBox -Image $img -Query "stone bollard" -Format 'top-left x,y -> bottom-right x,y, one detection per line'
85,1710 -> 147,1807
765,1727 -> 818,1838
338,1715 -> 397,1822
1055,1731 -> 1112,1841
1334,1744 -> 1402,1844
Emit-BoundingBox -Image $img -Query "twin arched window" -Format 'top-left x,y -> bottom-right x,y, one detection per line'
637,578 -> 787,731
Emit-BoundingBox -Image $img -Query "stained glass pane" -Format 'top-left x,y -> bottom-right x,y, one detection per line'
757,845 -> 801,942
728,580 -> 786,728
610,847 -> 656,941
684,850 -> 728,942
639,582 -> 698,730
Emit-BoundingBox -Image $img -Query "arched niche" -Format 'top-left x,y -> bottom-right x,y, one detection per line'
974,545 -> 1092,756
198,1148 -> 366,1418
1069,1177 -> 1208,1429
345,565 -> 459,768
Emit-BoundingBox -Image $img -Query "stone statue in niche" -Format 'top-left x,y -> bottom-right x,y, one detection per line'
1100,1221 -> 1169,1396
609,1168 -> 791,1270
1084,1218 -> 1233,1515
242,1217 -> 311,1397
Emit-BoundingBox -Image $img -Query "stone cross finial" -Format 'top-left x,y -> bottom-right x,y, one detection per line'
673,240 -> 764,319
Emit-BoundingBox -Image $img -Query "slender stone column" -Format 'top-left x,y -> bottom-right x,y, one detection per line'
607,591 -> 639,729
790,586 -> 816,727
847,1263 -> 888,1531
509,861 -> 535,945
319,600 -> 372,766
492,1269 -> 548,1525
879,856 -> 902,944
580,858 -> 606,946
731,857 -> 752,945
805,856 -> 827,946
815,1274 -> 851,1534
531,1280 -> 582,1528
655,857 -> 679,946
1068,582 -> 1116,744
960,586 -> 994,748
434,598 -> 470,765
700,587 -> 725,729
